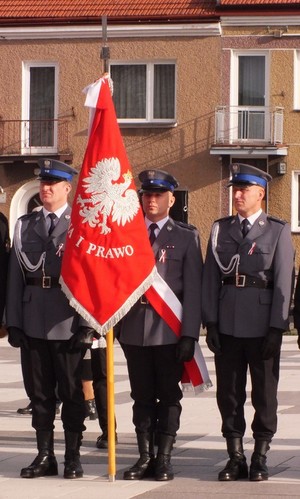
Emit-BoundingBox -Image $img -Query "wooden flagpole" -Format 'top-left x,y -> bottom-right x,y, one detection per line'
106,327 -> 116,481
100,15 -> 115,481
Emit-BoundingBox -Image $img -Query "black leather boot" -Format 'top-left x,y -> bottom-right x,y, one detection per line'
123,432 -> 155,480
96,430 -> 118,449
20,430 -> 58,478
17,402 -> 32,415
218,438 -> 248,481
249,440 -> 270,481
64,431 -> 83,479
155,434 -> 175,481
96,431 -> 108,449
96,416 -> 117,449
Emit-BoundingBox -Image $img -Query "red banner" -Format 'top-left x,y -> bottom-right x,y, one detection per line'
60,76 -> 156,334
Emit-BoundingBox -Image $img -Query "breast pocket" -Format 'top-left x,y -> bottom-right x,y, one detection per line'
21,241 -> 45,265
156,248 -> 182,277
21,241 -> 44,253
216,243 -> 239,267
245,244 -> 273,272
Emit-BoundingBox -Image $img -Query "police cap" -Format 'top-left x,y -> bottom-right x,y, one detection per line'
228,163 -> 272,189
139,169 -> 179,193
37,159 -> 78,182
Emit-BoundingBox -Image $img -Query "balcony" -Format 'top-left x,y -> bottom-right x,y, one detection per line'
0,118 -> 73,162
210,106 -> 287,157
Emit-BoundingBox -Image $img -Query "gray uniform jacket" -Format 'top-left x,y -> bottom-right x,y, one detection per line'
6,206 -> 86,340
202,212 -> 295,337
119,217 -> 203,346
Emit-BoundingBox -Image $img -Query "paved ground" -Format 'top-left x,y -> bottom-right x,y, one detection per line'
1,335 -> 300,498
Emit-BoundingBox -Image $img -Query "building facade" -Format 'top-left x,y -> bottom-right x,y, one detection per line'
1,0 -> 300,269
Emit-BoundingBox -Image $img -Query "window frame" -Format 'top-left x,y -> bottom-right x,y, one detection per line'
291,170 -> 300,232
109,60 -> 177,126
231,50 -> 269,107
22,61 -> 59,154
230,50 -> 270,143
294,50 -> 300,110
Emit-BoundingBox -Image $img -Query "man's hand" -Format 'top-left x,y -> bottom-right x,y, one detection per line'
261,327 -> 283,360
7,327 -> 29,349
206,323 -> 221,355
176,336 -> 195,363
68,327 -> 96,351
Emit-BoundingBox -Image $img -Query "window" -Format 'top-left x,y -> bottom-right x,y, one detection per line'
170,190 -> 188,223
291,170 -> 300,231
294,50 -> 300,110
22,62 -> 58,153
231,51 -> 269,142
110,62 -> 176,125
238,56 -> 265,107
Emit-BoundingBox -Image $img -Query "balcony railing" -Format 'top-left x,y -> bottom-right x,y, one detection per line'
0,118 -> 71,156
214,106 -> 284,146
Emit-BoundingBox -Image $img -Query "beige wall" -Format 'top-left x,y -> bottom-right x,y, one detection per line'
221,31 -> 300,266
0,34 -> 222,254
1,28 -> 300,264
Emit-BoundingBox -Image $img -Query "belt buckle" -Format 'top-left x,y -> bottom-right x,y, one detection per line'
140,295 -> 148,305
42,276 -> 51,289
236,274 -> 246,287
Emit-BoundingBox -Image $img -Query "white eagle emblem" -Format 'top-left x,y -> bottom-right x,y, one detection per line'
77,157 -> 140,234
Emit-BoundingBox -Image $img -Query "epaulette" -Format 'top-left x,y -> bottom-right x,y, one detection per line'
267,215 -> 287,225
174,220 -> 198,231
18,212 -> 36,221
214,215 -> 235,224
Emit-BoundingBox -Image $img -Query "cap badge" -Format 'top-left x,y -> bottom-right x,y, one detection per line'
231,164 -> 240,174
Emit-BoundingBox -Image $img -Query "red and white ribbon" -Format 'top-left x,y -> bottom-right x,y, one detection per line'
145,273 -> 212,394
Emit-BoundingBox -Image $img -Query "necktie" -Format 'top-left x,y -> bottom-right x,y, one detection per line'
149,223 -> 158,245
241,218 -> 250,238
48,213 -> 57,235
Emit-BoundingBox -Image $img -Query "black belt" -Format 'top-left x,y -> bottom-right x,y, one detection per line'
223,275 -> 273,289
26,277 -> 61,289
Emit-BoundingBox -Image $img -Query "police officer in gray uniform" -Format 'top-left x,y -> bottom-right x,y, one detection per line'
202,163 -> 294,482
120,169 -> 203,482
6,159 -> 94,480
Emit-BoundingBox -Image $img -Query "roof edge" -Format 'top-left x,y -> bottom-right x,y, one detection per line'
0,14 -> 219,27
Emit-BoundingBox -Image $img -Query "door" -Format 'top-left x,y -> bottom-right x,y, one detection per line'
231,52 -> 268,142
